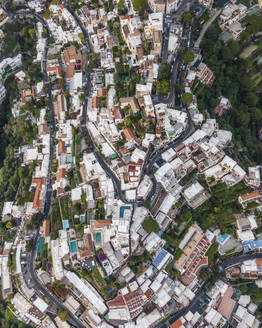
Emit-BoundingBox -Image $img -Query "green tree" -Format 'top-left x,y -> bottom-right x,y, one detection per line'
244,92 -> 258,106
236,110 -> 250,126
181,50 -> 194,63
251,107 -> 262,121
156,80 -> 171,94
221,47 -> 232,61
181,92 -> 193,104
132,0 -> 147,19
182,12 -> 192,24
142,218 -> 159,233
199,268 -> 212,281
158,63 -> 172,81
31,213 -> 42,228
78,32 -> 84,43
79,93 -> 85,102
58,309 -> 69,322
28,28 -> 35,39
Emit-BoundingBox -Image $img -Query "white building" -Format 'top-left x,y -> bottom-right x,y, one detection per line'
0,85 -> 6,104
64,270 -> 107,315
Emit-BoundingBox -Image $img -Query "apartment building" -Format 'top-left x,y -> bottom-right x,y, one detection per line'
62,45 -> 82,79
183,181 -> 210,209
166,0 -> 181,13
238,190 -> 261,208
219,3 -> 247,30
175,224 -> 213,286
147,0 -> 165,12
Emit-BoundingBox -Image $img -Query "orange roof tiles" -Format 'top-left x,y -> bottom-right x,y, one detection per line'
79,233 -> 95,259
171,319 -> 183,328
240,190 -> 260,201
32,178 -> 43,211
123,127 -> 135,141
217,286 -> 236,319
46,65 -> 61,77
42,220 -> 50,237
145,290 -> 152,299
94,220 -> 111,228
58,168 -> 66,180
63,46 -> 82,79
120,14 -> 133,20
107,295 -> 126,308
113,106 -> 121,119
256,258 -> 262,266
58,141 -> 66,154
97,88 -> 107,97
92,96 -> 99,109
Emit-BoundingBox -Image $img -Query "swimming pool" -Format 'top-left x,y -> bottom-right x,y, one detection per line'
37,237 -> 44,254
66,155 -> 72,163
70,241 -> 77,253
63,220 -> 69,230
80,214 -> 85,223
218,233 -> 228,244
119,206 -> 131,218
95,232 -> 101,243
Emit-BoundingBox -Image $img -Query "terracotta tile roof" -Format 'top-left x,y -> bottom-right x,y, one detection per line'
217,287 -> 236,319
58,168 -> 66,180
42,220 -> 50,237
94,220 -> 111,228
107,295 -> 126,308
32,178 -> 43,211
97,88 -> 107,97
170,319 -> 183,328
79,233 -> 95,259
58,141 -> 66,154
63,46 -> 82,79
145,289 -> 152,299
113,106 -> 121,119
46,65 -> 61,77
92,96 -> 99,109
256,258 -> 262,266
123,127 -> 135,141
240,190 -> 260,201
120,14 -> 133,20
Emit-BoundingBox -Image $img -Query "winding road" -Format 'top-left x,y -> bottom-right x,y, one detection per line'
4,2 -> 259,328
6,6 -> 88,328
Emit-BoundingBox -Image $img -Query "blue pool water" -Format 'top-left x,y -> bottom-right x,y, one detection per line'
158,230 -> 163,237
67,155 -> 72,163
63,220 -> 69,230
80,214 -> 85,223
96,233 -> 101,243
218,233 -> 228,244
37,237 -> 44,254
70,241 -> 77,253
119,206 -> 131,218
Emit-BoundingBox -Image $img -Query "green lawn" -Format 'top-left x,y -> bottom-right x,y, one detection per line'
239,45 -> 257,59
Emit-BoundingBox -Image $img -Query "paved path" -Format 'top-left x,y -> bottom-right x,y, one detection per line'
7,7 -> 88,328
194,8 -> 222,48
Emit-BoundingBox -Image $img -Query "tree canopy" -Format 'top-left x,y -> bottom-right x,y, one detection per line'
132,0 -> 147,19
181,50 -> 194,63
182,92 -> 193,104
198,19 -> 262,165
142,218 -> 159,233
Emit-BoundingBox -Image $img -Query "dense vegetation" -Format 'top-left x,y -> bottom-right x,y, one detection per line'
0,301 -> 32,328
196,16 -> 262,167
142,217 -> 160,233
0,21 -> 39,241
239,283 -> 262,302
156,63 -> 172,95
